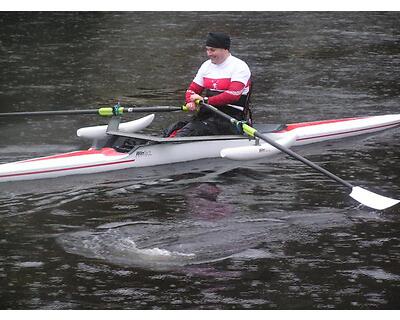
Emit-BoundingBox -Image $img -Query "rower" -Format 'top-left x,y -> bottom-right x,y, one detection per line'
163,32 -> 253,137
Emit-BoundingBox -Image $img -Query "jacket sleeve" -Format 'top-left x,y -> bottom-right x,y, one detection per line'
207,81 -> 245,106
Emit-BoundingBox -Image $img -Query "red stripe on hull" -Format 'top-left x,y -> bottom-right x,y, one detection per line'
285,117 -> 363,131
21,148 -> 123,163
0,159 -> 135,179
296,122 -> 400,141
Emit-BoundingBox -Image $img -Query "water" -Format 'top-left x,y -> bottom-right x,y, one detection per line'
0,12 -> 400,309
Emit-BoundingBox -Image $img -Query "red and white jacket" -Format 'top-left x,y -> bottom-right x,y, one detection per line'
185,54 -> 251,107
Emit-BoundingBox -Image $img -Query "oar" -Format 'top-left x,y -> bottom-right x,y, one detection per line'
199,101 -> 399,210
0,105 -> 184,117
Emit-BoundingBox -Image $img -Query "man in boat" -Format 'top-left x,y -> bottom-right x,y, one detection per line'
164,32 -> 252,137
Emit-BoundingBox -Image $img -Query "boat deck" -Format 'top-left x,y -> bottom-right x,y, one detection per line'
106,123 -> 286,144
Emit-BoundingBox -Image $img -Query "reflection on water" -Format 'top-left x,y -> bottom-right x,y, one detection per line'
1,12 -> 400,309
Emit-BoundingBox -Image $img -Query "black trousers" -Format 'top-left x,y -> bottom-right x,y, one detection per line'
163,107 -> 244,137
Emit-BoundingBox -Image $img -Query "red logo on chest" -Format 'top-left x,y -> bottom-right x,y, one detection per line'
203,78 -> 231,90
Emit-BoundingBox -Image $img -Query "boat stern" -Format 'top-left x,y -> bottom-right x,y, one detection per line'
0,148 -> 135,182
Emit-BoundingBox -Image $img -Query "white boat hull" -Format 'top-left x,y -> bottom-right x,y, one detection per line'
1,114 -> 399,182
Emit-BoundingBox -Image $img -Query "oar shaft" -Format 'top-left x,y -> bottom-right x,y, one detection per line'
199,101 -> 353,189
0,110 -> 99,117
198,101 -> 399,210
253,130 -> 353,189
122,106 -> 183,113
0,106 -> 184,117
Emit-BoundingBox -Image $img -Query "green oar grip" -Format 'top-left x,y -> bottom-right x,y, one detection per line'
242,123 -> 257,137
98,107 -> 124,117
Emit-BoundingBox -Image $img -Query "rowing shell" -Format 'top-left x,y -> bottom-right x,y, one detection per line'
0,114 -> 399,182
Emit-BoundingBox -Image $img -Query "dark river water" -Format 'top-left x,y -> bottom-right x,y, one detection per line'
1,12 -> 400,309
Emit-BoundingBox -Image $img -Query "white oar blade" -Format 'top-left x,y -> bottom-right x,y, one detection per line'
350,186 -> 400,210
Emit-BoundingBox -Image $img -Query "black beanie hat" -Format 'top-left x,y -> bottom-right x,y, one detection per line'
205,32 -> 231,50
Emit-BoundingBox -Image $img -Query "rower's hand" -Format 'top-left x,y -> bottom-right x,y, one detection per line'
185,102 -> 198,112
189,93 -> 203,102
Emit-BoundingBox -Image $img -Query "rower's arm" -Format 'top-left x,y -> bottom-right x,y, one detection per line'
185,82 -> 204,103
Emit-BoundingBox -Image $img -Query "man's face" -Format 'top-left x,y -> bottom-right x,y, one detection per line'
206,46 -> 228,64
